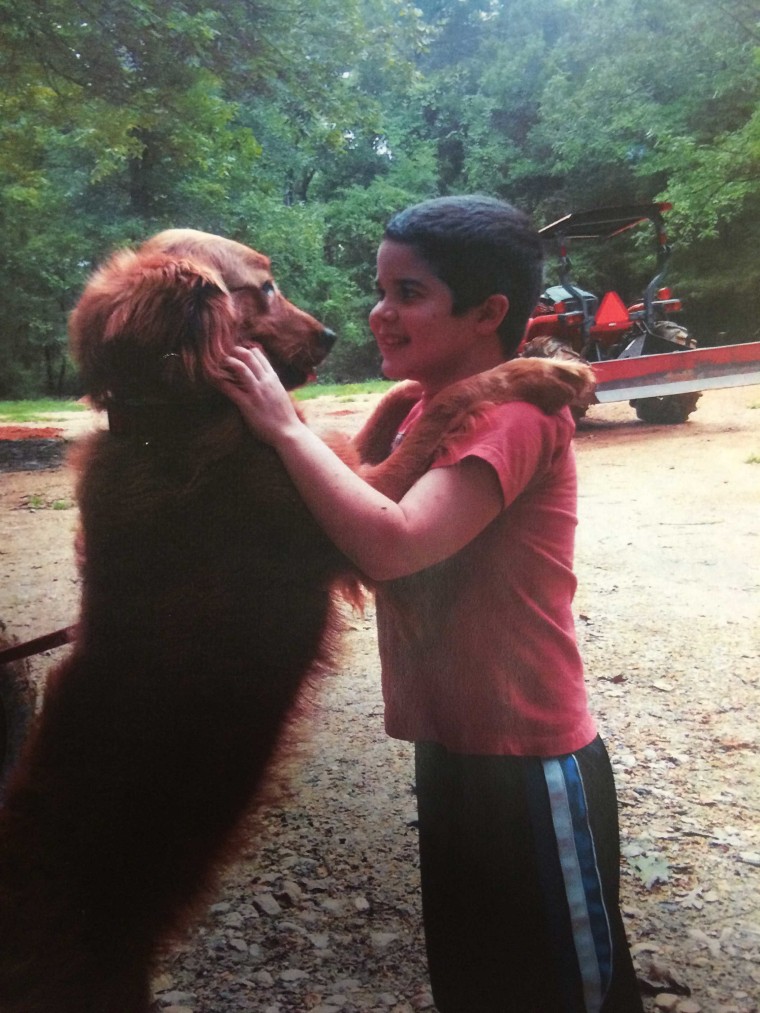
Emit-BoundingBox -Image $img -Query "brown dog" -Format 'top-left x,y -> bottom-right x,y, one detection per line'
0,229 -> 593,1012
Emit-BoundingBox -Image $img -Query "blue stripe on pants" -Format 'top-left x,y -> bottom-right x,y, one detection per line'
540,755 -> 614,1012
415,739 -> 642,1012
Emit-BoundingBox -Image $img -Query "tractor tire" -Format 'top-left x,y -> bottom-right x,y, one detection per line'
0,626 -> 37,799
630,321 -> 700,424
630,391 -> 701,425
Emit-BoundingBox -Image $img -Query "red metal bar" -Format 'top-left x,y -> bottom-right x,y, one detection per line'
591,341 -> 760,402
592,341 -> 760,383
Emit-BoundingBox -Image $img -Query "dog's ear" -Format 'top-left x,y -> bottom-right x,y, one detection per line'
69,249 -> 236,406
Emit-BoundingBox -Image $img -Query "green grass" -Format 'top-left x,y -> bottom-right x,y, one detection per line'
21,493 -> 75,510
746,453 -> 760,464
293,380 -> 394,401
0,399 -> 87,422
0,384 -> 392,419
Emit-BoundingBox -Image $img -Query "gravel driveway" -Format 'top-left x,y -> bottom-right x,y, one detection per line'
1,386 -> 758,1012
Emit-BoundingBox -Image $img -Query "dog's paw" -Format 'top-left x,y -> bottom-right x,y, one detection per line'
496,357 -> 595,413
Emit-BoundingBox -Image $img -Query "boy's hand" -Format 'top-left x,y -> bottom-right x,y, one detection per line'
215,345 -> 304,446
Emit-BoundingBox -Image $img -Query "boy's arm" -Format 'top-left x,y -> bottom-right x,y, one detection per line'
273,422 -> 502,580
216,346 -> 503,581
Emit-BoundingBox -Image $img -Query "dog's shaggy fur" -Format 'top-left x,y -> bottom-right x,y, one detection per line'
0,229 -> 594,1011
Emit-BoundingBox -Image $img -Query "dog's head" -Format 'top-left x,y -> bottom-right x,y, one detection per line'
69,229 -> 336,407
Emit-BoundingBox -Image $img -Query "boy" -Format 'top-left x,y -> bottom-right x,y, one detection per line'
217,195 -> 643,1012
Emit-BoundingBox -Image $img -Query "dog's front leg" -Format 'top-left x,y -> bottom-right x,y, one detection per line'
349,381 -> 422,466
358,395 -> 476,501
359,358 -> 595,502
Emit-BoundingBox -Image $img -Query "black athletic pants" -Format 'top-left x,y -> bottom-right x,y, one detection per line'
414,736 -> 644,1013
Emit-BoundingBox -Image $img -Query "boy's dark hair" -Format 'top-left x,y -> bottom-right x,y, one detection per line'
384,195 -> 543,358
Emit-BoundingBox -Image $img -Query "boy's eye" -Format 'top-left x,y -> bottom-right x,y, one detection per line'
374,281 -> 423,302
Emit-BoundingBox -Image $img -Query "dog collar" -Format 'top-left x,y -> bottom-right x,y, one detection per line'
105,397 -> 230,442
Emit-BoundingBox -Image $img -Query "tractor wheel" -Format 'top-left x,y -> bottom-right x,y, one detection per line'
630,391 -> 701,425
630,321 -> 700,423
0,627 -> 37,798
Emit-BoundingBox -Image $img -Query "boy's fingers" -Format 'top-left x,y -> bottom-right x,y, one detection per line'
230,344 -> 263,361
228,344 -> 274,379
219,356 -> 251,383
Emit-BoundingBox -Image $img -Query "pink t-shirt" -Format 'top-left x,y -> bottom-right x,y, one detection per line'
376,399 -> 597,756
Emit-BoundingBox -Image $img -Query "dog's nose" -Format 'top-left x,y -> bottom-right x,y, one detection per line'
320,328 -> 337,353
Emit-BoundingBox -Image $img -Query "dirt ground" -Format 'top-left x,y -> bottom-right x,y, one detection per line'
0,387 -> 758,1013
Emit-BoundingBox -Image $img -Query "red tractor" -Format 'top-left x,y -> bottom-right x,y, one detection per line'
523,202 -> 701,423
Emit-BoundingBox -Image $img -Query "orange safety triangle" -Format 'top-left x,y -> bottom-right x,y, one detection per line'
593,290 -> 630,328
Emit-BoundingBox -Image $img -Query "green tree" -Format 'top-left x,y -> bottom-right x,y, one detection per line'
0,0 -> 416,391
2,0 -> 760,393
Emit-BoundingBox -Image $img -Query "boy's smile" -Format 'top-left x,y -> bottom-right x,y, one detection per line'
369,240 -> 505,396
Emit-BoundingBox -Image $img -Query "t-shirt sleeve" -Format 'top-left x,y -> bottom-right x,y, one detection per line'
431,402 -> 571,508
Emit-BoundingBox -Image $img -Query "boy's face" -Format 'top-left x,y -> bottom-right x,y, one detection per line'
370,240 -> 503,394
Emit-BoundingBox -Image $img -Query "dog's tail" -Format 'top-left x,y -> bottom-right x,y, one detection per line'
69,250 -> 236,407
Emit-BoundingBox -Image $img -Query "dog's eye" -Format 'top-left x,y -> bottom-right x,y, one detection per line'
261,281 -> 277,299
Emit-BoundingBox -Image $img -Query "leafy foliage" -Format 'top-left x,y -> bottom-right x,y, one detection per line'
1,0 -> 758,393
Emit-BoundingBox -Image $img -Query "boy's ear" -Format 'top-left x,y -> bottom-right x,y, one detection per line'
475,294 -> 509,332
